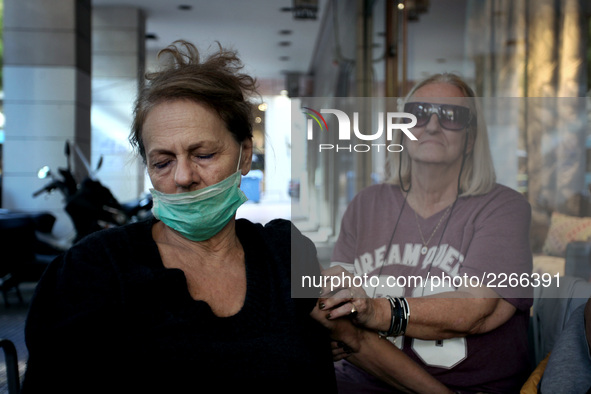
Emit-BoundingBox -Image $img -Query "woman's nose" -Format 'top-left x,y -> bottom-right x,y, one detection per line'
424,113 -> 441,133
174,158 -> 198,190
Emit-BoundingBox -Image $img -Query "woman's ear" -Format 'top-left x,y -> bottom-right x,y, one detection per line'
239,138 -> 254,175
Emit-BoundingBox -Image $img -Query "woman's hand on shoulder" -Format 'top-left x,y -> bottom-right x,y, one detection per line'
314,265 -> 389,332
310,297 -> 367,361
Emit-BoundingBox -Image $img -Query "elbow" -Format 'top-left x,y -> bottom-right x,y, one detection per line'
452,298 -> 499,336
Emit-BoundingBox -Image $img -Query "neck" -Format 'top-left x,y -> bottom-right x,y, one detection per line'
407,162 -> 460,217
155,218 -> 241,263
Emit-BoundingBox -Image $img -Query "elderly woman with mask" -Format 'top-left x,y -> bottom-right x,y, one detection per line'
313,73 -> 533,393
22,41 -> 336,393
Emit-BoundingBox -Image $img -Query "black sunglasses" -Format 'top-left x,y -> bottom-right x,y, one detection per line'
404,102 -> 474,131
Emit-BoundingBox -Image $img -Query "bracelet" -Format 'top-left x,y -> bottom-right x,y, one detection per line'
398,297 -> 410,336
378,296 -> 411,338
378,296 -> 396,337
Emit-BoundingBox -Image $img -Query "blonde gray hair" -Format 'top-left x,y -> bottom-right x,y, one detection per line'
385,73 -> 496,196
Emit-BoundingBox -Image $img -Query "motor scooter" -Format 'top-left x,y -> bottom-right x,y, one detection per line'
33,141 -> 152,245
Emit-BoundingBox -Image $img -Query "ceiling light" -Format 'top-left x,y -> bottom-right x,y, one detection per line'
292,0 -> 318,20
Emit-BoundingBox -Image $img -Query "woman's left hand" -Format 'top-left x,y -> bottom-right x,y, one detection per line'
317,265 -> 384,330
311,298 -> 365,361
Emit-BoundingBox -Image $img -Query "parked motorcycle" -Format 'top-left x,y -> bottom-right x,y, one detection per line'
1,142 -> 152,301
33,141 -> 152,244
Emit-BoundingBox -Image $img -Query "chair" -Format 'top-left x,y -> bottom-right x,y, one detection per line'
0,274 -> 23,309
0,338 -> 20,394
0,212 -> 53,307
0,216 -> 34,308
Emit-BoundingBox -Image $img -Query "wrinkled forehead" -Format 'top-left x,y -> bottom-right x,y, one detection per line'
409,83 -> 471,107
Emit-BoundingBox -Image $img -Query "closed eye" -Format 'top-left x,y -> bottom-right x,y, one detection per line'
153,160 -> 171,170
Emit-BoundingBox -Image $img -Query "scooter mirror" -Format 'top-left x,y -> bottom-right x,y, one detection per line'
65,140 -> 72,171
37,166 -> 51,179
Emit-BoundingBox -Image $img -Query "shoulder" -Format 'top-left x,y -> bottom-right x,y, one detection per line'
457,184 -> 532,237
236,218 -> 312,249
485,183 -> 527,202
235,217 -> 288,238
31,222 -> 155,308
263,218 -> 296,237
541,303 -> 591,391
466,184 -> 530,215
72,218 -> 154,254
236,218 -> 318,263
54,219 -> 156,277
487,183 -> 528,202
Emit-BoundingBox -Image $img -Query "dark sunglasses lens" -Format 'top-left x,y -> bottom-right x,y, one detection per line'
439,105 -> 471,130
403,103 -> 430,127
404,102 -> 471,130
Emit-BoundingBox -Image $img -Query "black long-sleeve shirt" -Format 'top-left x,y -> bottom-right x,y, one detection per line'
22,218 -> 336,393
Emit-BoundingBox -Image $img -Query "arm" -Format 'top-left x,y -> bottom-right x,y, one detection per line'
402,290 -> 516,339
321,267 -> 516,340
401,191 -> 533,339
347,331 -> 454,394
311,304 -> 454,394
323,190 -> 532,339
22,242 -> 124,392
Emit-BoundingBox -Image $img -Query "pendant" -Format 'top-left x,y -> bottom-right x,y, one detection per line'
421,246 -> 428,255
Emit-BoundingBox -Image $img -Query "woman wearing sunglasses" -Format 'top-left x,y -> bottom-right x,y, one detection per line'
313,73 -> 533,393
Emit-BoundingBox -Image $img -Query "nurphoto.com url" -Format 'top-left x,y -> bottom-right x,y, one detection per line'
302,271 -> 560,294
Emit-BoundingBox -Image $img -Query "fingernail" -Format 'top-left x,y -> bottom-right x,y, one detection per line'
326,313 -> 332,319
319,302 -> 326,310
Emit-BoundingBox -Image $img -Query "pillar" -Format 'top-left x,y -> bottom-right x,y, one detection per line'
2,0 -> 91,236
91,6 -> 146,202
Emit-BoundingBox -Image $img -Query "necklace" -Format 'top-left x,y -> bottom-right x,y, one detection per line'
414,204 -> 453,255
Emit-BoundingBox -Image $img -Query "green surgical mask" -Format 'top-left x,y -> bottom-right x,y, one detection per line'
150,147 -> 248,241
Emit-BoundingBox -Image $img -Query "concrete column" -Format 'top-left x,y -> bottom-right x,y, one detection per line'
92,6 -> 146,202
2,0 -> 91,236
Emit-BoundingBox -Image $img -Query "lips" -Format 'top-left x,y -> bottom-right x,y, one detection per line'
418,138 -> 444,145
